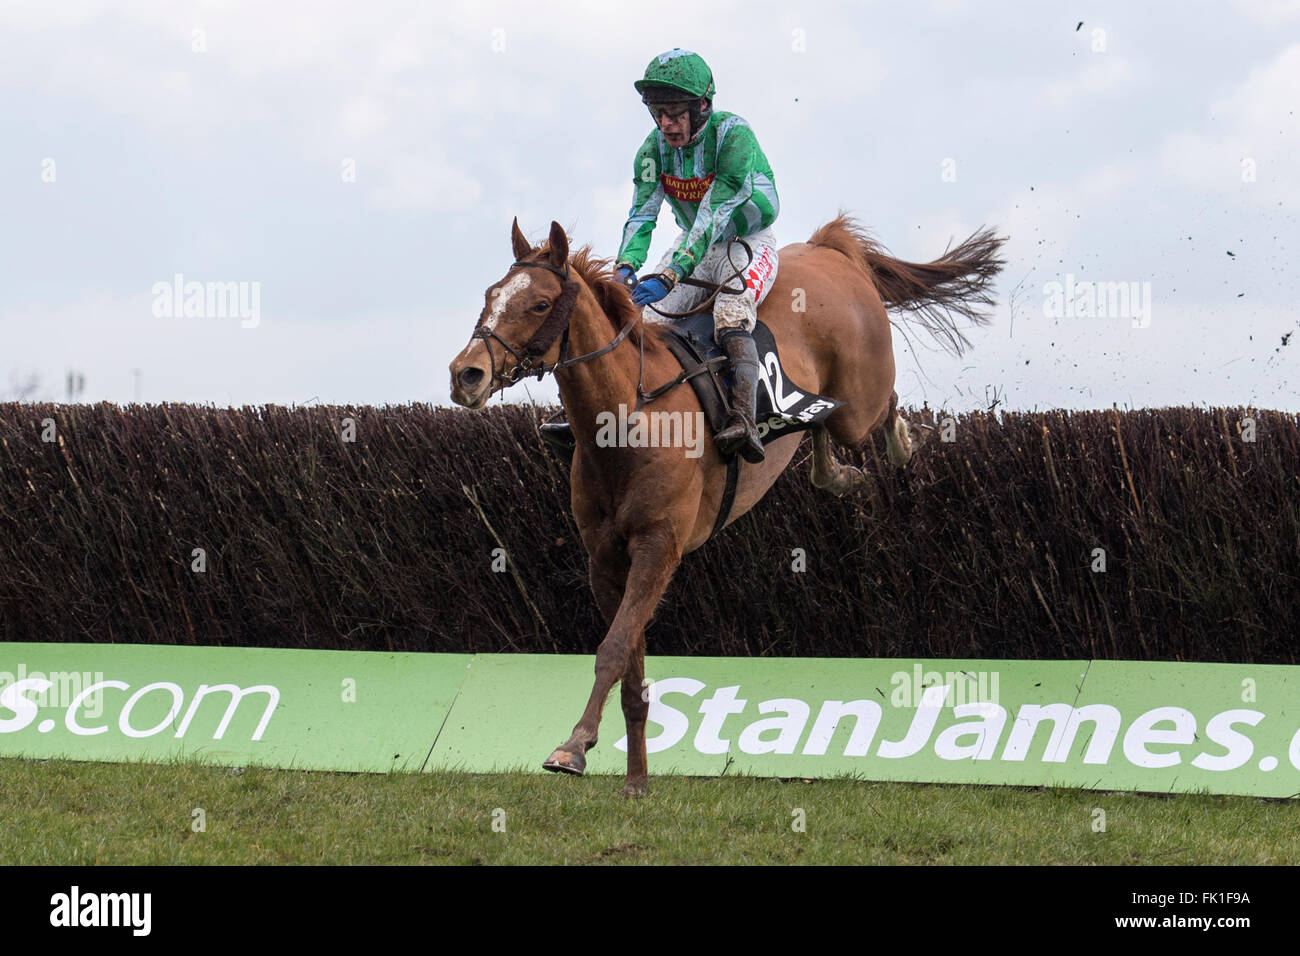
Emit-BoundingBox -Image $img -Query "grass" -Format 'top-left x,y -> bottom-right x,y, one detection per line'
4,757 -> 1296,865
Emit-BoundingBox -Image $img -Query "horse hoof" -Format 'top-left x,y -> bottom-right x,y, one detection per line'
539,422 -> 576,462
827,466 -> 864,497
542,748 -> 586,775
622,779 -> 649,798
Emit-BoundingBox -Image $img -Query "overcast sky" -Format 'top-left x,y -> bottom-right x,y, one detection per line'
2,0 -> 1296,413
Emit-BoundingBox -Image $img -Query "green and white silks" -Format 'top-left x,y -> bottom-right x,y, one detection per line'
616,110 -> 780,282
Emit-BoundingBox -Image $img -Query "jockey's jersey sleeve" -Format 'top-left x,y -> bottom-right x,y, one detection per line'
616,111 -> 780,279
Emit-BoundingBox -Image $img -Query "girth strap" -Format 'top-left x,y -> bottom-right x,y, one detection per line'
709,454 -> 740,541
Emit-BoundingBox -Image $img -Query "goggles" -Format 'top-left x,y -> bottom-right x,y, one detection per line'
645,102 -> 693,123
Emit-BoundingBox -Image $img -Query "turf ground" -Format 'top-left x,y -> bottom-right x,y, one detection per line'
5,757 -> 1297,865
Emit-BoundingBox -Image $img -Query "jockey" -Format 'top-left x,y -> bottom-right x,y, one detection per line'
616,48 -> 780,463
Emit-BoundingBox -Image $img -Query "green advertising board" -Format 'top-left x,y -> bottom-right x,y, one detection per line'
0,643 -> 469,772
1,644 -> 1296,797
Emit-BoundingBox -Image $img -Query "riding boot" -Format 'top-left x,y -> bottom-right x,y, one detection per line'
714,330 -> 766,464
539,422 -> 575,461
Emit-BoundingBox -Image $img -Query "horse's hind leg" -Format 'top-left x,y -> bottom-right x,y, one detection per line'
810,425 -> 866,496
882,391 -> 917,467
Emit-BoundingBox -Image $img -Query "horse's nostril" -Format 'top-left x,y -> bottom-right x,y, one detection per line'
458,367 -> 486,391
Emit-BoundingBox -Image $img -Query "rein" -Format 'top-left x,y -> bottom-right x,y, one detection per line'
645,238 -> 753,320
474,238 -> 753,406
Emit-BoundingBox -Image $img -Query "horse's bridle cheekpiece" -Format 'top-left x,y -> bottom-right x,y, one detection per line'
473,259 -> 574,385
473,258 -> 641,386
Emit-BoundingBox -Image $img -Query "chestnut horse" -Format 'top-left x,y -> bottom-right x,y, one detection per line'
449,215 -> 1004,796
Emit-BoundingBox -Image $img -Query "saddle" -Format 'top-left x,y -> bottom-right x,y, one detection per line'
540,312 -> 841,539
656,312 -> 842,447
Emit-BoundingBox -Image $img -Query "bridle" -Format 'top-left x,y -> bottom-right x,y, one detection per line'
472,259 -> 638,387
471,238 -> 753,406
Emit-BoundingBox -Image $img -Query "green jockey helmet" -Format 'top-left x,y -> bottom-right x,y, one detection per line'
634,48 -> 715,102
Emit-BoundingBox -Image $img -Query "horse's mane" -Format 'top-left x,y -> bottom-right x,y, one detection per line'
535,243 -> 650,349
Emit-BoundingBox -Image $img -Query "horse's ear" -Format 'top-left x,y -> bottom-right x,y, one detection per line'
511,217 -> 532,261
546,221 -> 569,270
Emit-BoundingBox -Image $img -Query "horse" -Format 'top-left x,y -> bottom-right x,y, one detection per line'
449,215 -> 1005,796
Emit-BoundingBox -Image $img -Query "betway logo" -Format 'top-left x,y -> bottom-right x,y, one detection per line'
0,677 -> 279,741
617,679 -> 1300,771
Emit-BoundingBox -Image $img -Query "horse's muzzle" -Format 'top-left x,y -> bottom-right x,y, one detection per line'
449,356 -> 492,408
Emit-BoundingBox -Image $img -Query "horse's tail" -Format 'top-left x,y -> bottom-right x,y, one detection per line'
809,213 -> 1006,357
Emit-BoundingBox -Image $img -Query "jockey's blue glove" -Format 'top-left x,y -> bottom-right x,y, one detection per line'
614,264 -> 638,289
631,273 -> 676,306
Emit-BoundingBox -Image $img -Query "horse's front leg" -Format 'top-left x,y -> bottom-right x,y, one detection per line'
543,521 -> 680,788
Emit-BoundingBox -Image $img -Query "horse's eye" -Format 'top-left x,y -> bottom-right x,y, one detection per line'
532,301 -> 550,313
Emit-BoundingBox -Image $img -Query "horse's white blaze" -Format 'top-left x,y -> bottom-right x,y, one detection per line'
483,272 -> 532,331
